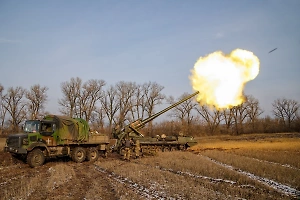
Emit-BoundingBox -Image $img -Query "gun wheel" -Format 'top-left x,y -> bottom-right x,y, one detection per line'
170,147 -> 177,151
163,147 -> 170,152
27,148 -> 45,168
87,147 -> 99,162
72,147 -> 86,163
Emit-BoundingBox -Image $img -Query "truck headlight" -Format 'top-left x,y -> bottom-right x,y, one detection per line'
22,138 -> 29,145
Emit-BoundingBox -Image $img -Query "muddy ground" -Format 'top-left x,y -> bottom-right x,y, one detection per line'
0,152 -> 123,200
1,133 -> 299,200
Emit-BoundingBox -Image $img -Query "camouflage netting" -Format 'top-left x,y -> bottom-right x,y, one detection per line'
44,115 -> 89,142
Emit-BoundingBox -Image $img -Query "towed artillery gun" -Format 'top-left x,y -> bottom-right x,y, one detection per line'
112,91 -> 199,154
4,115 -> 109,167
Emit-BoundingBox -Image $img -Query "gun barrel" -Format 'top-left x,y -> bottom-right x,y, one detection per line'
141,91 -> 199,125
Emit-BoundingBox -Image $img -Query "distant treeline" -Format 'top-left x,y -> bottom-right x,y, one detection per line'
0,77 -> 299,136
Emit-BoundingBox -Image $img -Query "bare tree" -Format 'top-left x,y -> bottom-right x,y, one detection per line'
272,98 -> 299,130
90,106 -> 106,133
129,84 -> 146,121
232,102 -> 249,135
26,84 -> 48,119
143,82 -> 165,133
2,86 -> 27,132
58,77 -> 82,117
100,85 -> 120,131
0,84 -> 6,134
195,105 -> 222,135
169,92 -> 198,134
78,79 -> 106,121
115,81 -> 136,127
222,108 -> 234,134
246,95 -> 263,132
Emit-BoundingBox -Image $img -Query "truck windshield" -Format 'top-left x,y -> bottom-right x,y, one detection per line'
24,121 -> 40,133
41,122 -> 53,132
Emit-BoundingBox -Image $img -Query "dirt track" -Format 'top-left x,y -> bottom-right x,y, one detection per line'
0,152 -> 121,200
1,133 -> 299,200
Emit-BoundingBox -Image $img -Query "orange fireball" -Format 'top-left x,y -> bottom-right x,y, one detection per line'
190,49 -> 260,109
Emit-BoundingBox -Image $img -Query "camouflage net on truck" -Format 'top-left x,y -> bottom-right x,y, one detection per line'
44,115 -> 89,142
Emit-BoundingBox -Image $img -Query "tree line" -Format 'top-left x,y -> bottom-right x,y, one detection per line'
0,77 -> 299,136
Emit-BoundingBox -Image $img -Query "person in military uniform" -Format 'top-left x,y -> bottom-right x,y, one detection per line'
134,139 -> 141,159
123,138 -> 133,161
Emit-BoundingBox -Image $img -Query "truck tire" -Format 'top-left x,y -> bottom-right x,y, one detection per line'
72,147 -> 86,163
27,149 -> 45,168
86,147 -> 99,162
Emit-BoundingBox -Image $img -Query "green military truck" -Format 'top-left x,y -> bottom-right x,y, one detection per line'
4,115 -> 109,167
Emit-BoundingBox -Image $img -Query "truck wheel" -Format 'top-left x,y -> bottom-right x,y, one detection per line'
27,149 -> 45,168
86,147 -> 99,162
72,147 -> 86,163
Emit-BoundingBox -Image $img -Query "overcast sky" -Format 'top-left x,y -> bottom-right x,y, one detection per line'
0,0 -> 299,117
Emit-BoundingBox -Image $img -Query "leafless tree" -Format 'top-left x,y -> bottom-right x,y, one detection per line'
129,84 -> 146,121
0,84 -> 6,134
90,106 -> 106,133
195,105 -> 222,135
26,84 -> 48,119
246,95 -> 263,132
115,81 -> 136,127
78,79 -> 106,121
222,108 -> 234,134
2,86 -> 27,132
232,102 -> 249,135
58,77 -> 82,117
143,82 -> 165,133
272,98 -> 299,130
169,92 -> 198,134
100,85 -> 120,131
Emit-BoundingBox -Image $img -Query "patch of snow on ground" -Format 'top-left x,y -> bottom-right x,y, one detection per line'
94,164 -> 174,200
202,155 -> 300,198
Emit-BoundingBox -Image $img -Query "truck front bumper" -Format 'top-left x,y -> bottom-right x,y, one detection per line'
4,146 -> 27,154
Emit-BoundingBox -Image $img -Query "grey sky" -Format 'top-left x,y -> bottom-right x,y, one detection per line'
0,0 -> 299,116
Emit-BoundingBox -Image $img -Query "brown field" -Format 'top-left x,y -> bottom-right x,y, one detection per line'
0,133 -> 299,199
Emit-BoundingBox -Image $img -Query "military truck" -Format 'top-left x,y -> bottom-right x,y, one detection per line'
4,115 -> 109,167
112,91 -> 199,155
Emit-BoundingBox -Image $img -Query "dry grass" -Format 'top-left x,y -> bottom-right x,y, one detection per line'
192,135 -> 300,152
190,133 -> 300,197
0,138 -> 6,152
231,149 -> 300,169
2,168 -> 45,200
200,150 -> 300,189
95,151 -> 290,199
1,133 -> 299,199
47,164 -> 76,191
95,159 -> 229,199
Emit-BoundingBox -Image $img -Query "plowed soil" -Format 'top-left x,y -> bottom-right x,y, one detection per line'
1,133 -> 299,200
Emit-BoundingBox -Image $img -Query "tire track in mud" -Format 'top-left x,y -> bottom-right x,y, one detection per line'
122,158 -> 294,199
202,155 -> 300,198
94,163 -> 168,200
46,162 -> 119,200
128,160 -> 271,198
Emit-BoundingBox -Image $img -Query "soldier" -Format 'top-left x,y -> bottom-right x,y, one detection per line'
134,139 -> 141,159
123,138 -> 133,161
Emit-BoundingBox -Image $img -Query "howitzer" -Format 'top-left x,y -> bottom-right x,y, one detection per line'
112,91 -> 199,151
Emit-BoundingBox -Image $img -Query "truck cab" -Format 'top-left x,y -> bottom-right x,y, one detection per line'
5,119 -> 56,155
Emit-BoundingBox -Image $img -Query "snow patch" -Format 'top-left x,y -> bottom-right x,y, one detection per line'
202,155 -> 300,198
